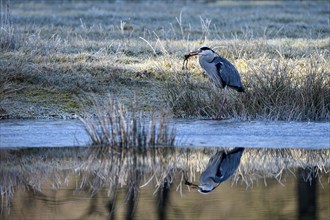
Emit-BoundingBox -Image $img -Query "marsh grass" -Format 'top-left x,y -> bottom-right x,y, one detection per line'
0,0 -> 16,51
0,1 -> 329,120
164,51 -> 329,120
79,94 -> 176,147
243,56 -> 330,120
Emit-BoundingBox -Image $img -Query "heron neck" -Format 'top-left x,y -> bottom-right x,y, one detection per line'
200,53 -> 216,62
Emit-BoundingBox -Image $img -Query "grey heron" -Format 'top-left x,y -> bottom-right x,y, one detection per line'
185,147 -> 244,194
183,47 -> 245,93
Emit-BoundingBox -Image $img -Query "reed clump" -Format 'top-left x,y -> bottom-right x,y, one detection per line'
79,94 -> 176,147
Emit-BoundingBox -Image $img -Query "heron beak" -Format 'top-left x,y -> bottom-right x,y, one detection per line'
184,180 -> 200,189
188,50 -> 199,56
182,50 -> 200,70
190,184 -> 200,189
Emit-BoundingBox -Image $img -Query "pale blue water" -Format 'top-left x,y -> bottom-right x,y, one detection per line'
0,119 -> 329,149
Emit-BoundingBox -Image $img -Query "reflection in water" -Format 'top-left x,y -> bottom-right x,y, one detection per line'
186,147 -> 245,194
0,147 -> 329,219
297,167 -> 317,220
126,154 -> 142,220
157,172 -> 172,220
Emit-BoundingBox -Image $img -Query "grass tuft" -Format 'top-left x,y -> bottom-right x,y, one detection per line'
0,0 -> 16,51
79,94 -> 176,147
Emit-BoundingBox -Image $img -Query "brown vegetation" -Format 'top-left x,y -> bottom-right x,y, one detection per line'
0,1 -> 329,120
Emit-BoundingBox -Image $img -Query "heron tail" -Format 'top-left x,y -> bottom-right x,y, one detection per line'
228,147 -> 245,154
228,85 -> 245,93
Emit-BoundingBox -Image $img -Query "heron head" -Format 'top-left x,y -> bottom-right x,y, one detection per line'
197,184 -> 216,194
189,46 -> 215,56
185,178 -> 219,194
185,180 -> 215,194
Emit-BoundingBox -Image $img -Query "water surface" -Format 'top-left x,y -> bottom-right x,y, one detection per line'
1,119 -> 329,219
1,147 -> 329,220
1,119 -> 329,148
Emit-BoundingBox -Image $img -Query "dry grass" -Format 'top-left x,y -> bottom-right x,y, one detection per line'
0,0 -> 16,51
166,53 -> 329,120
79,94 -> 175,147
0,1 -> 329,120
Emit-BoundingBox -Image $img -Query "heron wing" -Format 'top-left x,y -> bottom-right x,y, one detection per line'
217,148 -> 244,183
199,148 -> 244,186
213,56 -> 245,92
200,151 -> 224,184
215,62 -> 226,88
199,57 -> 224,88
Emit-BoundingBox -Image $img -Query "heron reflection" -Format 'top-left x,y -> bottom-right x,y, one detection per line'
186,147 -> 245,194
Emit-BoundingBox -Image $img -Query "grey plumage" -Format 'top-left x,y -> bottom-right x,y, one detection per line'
198,147 -> 244,194
187,47 -> 245,92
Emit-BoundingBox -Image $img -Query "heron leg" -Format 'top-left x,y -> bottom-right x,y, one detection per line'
216,87 -> 228,119
223,86 -> 228,105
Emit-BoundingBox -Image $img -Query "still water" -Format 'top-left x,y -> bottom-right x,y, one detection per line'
1,146 -> 329,220
0,119 -> 329,219
0,119 -> 329,148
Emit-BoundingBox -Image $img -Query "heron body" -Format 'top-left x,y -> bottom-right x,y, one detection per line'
198,147 -> 244,194
188,47 -> 245,92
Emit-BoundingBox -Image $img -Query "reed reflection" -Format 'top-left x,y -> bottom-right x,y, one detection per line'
0,147 -> 329,220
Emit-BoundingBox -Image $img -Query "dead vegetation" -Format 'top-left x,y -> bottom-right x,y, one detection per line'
0,0 -> 16,52
166,54 -> 329,120
0,1 -> 329,120
79,94 -> 175,147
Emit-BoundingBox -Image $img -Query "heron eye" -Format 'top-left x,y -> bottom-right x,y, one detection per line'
200,47 -> 211,51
